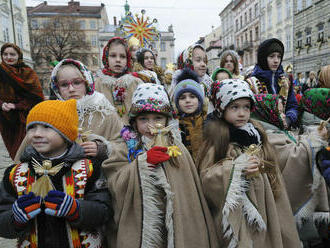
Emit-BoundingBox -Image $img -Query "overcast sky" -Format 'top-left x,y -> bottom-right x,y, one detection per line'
26,0 -> 231,57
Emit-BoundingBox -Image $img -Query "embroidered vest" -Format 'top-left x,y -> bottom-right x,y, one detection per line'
9,159 -> 103,248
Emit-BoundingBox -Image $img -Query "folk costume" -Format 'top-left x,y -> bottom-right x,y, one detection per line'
102,83 -> 219,248
246,38 -> 298,128
95,37 -> 143,124
197,79 -> 301,248
0,100 -> 110,248
0,43 -> 44,159
173,68 -> 206,161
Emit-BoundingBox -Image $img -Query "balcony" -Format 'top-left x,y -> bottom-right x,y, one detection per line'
242,42 -> 253,51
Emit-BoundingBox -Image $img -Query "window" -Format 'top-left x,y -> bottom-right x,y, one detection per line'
31,19 -> 38,29
91,35 -> 97,47
286,31 -> 291,52
79,20 -> 86,29
240,16 -> 242,28
160,58 -> 166,69
13,0 -> 20,7
236,19 -> 239,31
2,16 -> 10,42
297,0 -> 302,12
160,42 -> 166,51
286,1 -> 291,18
267,9 -> 272,28
255,26 -> 259,40
305,28 -> 312,45
237,38 -> 240,48
17,23 -> 23,48
255,3 -> 258,17
261,15 -> 265,32
306,0 -> 312,8
90,20 -> 96,29
317,24 -> 324,42
250,30 -> 253,42
277,3 -> 282,23
249,8 -> 252,22
245,32 -> 248,42
296,32 -> 302,48
244,12 -> 247,24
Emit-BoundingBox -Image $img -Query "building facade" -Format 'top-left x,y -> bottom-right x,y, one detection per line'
293,0 -> 329,77
27,1 -> 108,89
0,0 -> 33,65
232,0 -> 260,69
259,0 -> 294,67
219,0 -> 235,52
204,26 -> 222,73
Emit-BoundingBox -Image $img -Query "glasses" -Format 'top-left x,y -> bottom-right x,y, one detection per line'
57,79 -> 86,90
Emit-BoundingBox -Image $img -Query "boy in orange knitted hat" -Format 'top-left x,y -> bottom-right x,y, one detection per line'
0,99 -> 110,247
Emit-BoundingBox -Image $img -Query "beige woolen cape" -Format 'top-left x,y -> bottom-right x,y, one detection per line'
95,71 -> 143,124
267,130 -> 329,228
196,143 -> 301,248
102,139 -> 219,248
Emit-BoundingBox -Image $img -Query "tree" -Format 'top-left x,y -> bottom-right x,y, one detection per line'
29,17 -> 91,65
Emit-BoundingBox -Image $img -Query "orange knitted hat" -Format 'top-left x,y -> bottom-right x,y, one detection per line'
26,99 -> 78,142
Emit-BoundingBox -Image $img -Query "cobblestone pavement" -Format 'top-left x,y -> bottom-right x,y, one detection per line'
0,136 -> 17,247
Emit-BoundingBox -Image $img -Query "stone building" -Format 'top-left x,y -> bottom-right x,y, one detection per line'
219,0 -> 235,52
259,0 -> 294,67
204,26 -> 222,73
232,0 -> 260,69
27,1 -> 109,89
293,0 -> 329,77
0,0 -> 33,65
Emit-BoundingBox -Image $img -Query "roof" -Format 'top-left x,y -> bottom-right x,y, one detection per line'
27,1 -> 104,18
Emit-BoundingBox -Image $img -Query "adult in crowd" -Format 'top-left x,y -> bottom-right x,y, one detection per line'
0,43 -> 44,160
306,71 -> 318,88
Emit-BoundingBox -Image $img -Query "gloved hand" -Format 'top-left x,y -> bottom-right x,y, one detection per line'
12,192 -> 42,226
317,147 -> 330,186
44,190 -> 79,221
147,146 -> 170,166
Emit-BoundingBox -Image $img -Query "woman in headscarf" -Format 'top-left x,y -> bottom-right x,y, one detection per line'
0,43 -> 44,159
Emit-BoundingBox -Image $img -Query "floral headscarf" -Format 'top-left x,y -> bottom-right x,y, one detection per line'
102,37 -> 132,78
50,59 -> 94,100
178,44 -> 208,70
302,88 -> 330,120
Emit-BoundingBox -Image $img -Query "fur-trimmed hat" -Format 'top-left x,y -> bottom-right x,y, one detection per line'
27,99 -> 78,142
210,78 -> 255,113
129,83 -> 173,122
257,38 -> 284,70
50,59 -> 94,100
173,68 -> 204,114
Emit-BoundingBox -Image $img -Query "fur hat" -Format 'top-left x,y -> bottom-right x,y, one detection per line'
257,38 -> 284,70
129,83 -> 173,122
27,99 -> 78,142
211,67 -> 233,81
173,68 -> 204,113
210,78 -> 255,113
50,59 -> 94,100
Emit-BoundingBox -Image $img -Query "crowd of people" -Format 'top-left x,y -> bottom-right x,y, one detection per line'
0,36 -> 329,248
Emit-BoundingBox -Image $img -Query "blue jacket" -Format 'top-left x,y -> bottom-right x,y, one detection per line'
251,65 -> 298,125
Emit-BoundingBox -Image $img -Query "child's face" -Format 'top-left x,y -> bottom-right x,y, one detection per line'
143,51 -> 155,70
223,55 -> 235,73
27,124 -> 68,158
224,98 -> 251,128
178,92 -> 199,114
267,52 -> 281,71
136,113 -> 167,139
216,72 -> 230,81
108,43 -> 127,73
192,48 -> 207,77
57,66 -> 87,100
2,47 -> 19,65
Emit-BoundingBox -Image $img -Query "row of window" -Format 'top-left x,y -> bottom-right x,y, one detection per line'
297,0 -> 313,12
236,26 -> 259,49
1,16 -> 24,48
30,19 -> 98,30
296,24 -> 325,48
235,3 -> 259,32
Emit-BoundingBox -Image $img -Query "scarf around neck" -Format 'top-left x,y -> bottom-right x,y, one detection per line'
229,122 -> 261,147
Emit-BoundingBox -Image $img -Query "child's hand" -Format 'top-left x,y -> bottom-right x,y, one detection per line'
12,192 -> 42,226
80,141 -> 98,157
318,125 -> 329,141
44,190 -> 79,221
245,156 -> 260,176
147,146 -> 170,167
1,102 -> 15,112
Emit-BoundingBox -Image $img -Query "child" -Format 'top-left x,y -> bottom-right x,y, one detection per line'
133,48 -> 163,84
219,50 -> 243,80
95,37 -> 143,124
197,79 -> 301,247
0,99 -> 110,247
247,38 -> 298,129
169,44 -> 213,97
173,68 -> 206,161
102,83 -> 219,248
211,67 -> 232,82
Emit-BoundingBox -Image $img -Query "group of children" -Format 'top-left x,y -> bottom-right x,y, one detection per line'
0,36 -> 329,248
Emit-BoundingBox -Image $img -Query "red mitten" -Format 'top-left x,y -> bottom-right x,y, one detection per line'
147,146 -> 170,166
